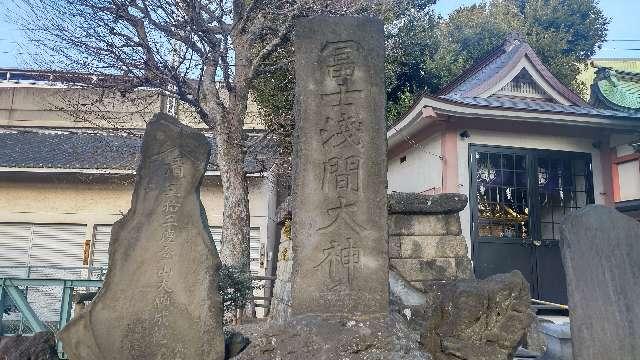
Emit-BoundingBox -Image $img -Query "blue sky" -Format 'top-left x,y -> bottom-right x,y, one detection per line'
0,1 -> 638,68
433,0 -> 640,59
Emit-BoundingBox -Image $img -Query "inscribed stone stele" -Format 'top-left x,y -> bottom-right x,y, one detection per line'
59,113 -> 224,360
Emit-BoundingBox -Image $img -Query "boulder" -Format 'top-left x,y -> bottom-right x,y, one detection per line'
421,271 -> 534,360
224,331 -> 250,359
0,332 -> 59,360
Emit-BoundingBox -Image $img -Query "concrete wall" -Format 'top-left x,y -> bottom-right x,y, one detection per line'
0,86 -> 161,128
0,84 -> 264,129
0,175 -> 273,273
387,133 -> 442,194
617,160 -> 640,201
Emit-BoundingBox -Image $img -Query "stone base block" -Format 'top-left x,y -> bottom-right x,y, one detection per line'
390,258 -> 471,282
389,214 -> 461,236
389,235 -> 468,259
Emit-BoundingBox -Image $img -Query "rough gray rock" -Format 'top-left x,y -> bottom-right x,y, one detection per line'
291,16 -> 388,316
388,193 -> 468,215
560,205 -> 640,359
224,331 -> 250,359
232,314 -> 431,360
0,332 -> 59,360
421,271 -> 534,360
58,113 -> 224,360
524,317 -> 547,356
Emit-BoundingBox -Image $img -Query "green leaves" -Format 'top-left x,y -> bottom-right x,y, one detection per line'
218,264 -> 261,315
252,0 -> 609,132
384,0 -> 608,125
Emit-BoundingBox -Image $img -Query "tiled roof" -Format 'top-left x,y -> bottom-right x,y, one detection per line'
0,128 -> 276,174
430,34 -> 640,120
439,33 -> 587,106
590,67 -> 640,113
440,95 -> 640,119
444,45 -> 519,99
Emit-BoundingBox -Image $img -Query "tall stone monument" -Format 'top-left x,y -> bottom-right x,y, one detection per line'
59,114 -> 224,359
291,16 -> 388,317
560,205 -> 640,360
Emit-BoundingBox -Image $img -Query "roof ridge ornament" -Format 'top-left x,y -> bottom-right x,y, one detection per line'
503,32 -> 525,51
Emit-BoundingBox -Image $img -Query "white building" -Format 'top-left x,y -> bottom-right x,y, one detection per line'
387,34 -> 640,305
0,69 -> 282,321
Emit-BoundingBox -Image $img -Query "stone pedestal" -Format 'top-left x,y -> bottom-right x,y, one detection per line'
388,193 -> 472,294
271,193 -> 473,323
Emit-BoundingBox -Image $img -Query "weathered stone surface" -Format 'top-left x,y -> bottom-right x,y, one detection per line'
0,332 -> 58,360
390,258 -> 472,282
421,271 -> 534,360
390,235 -> 468,259
275,196 -> 292,223
232,314 -> 431,359
291,16 -> 388,317
524,317 -> 547,356
389,214 -> 461,236
538,322 -> 571,360
270,224 -> 294,322
388,193 -> 468,215
59,114 -> 224,360
559,205 -> 640,360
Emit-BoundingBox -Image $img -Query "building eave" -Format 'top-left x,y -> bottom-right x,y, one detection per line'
387,95 -> 640,150
0,167 -> 266,177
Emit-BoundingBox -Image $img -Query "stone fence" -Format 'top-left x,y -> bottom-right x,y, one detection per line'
270,192 -> 472,321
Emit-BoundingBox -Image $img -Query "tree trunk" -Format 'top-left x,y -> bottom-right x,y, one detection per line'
215,33 -> 253,271
215,110 -> 251,269
200,47 -> 252,271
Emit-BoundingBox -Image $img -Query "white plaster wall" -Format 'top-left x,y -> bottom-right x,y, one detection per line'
387,133 -> 442,193
618,160 -> 640,201
457,128 -> 606,256
616,145 -> 635,157
0,87 -> 161,128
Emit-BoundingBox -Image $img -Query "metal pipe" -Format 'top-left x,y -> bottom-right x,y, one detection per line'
531,298 -> 569,310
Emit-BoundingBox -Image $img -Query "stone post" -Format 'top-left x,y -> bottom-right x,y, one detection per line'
291,16 -> 388,317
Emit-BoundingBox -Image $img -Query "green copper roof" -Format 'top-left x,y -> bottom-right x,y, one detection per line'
591,67 -> 640,112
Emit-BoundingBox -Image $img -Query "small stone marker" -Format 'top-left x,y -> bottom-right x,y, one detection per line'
59,114 -> 224,359
560,205 -> 640,360
291,16 -> 388,317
